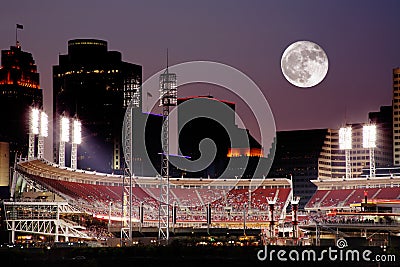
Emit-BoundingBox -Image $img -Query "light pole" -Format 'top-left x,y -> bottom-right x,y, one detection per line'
363,124 -> 376,178
38,111 -> 48,159
71,119 -> 81,170
59,116 -> 70,167
339,126 -> 352,179
28,108 -> 40,160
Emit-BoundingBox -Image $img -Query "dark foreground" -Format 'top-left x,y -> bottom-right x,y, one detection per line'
0,245 -> 398,267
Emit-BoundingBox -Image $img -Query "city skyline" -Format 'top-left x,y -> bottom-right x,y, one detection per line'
0,0 -> 399,135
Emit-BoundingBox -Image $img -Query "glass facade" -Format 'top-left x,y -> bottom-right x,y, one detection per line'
53,39 -> 142,173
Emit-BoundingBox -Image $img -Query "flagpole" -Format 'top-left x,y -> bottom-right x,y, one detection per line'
15,24 -> 23,47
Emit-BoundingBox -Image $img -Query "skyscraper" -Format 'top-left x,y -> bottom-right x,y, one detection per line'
268,129 -> 327,209
369,105 -> 393,166
53,39 -> 142,172
0,43 -> 42,162
177,95 -> 265,178
393,67 -> 400,165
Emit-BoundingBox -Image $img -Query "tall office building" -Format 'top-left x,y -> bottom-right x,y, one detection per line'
53,39 -> 142,172
370,106 -> 393,166
318,128 -> 342,178
267,129 -> 327,209
393,67 -> 400,165
0,43 -> 42,163
177,95 -> 265,178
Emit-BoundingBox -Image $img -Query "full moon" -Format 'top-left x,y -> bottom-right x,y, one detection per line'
281,40 -> 328,88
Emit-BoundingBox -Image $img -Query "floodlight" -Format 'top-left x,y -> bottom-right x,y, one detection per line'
30,108 -> 40,135
363,125 -> 376,148
72,119 -> 82,144
159,72 -> 177,106
339,127 -> 352,150
60,117 -> 70,142
40,111 -> 48,137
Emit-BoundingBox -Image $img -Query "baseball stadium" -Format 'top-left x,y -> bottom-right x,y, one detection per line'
2,157 -> 400,249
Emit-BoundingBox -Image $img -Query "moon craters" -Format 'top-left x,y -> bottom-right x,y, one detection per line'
281,41 -> 328,88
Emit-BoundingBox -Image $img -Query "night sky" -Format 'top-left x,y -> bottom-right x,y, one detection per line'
1,0 -> 399,134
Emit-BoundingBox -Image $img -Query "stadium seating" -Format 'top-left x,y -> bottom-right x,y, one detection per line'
306,186 -> 400,210
16,159 -> 293,224
374,187 -> 400,199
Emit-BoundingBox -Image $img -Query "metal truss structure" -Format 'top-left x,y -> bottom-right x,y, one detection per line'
345,149 -> 352,179
37,136 -> 44,159
3,201 -> 89,243
369,147 -> 375,178
120,165 -> 133,244
59,140 -> 66,167
71,143 -> 77,170
121,80 -> 140,243
158,68 -> 177,244
28,133 -> 35,160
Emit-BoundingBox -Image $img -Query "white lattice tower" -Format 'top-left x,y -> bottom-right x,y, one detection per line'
59,141 -> 65,167
369,147 -> 375,178
158,68 -> 177,244
28,134 -> 35,160
121,102 -> 133,242
59,116 -> 70,167
71,143 -> 77,169
37,136 -> 44,159
345,149 -> 351,179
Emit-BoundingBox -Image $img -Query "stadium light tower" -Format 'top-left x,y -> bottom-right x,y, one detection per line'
363,124 -> 376,178
158,57 -> 177,244
59,116 -> 70,167
28,108 -> 40,160
37,111 -> 48,159
339,126 -> 352,179
71,119 -> 81,170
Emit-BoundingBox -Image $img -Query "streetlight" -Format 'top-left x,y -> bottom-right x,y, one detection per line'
363,124 -> 376,178
339,126 -> 352,179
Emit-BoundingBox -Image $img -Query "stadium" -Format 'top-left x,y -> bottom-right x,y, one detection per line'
4,158 -> 292,245
1,156 -> 400,250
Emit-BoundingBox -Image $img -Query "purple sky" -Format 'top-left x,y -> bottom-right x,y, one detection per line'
1,0 -> 399,134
